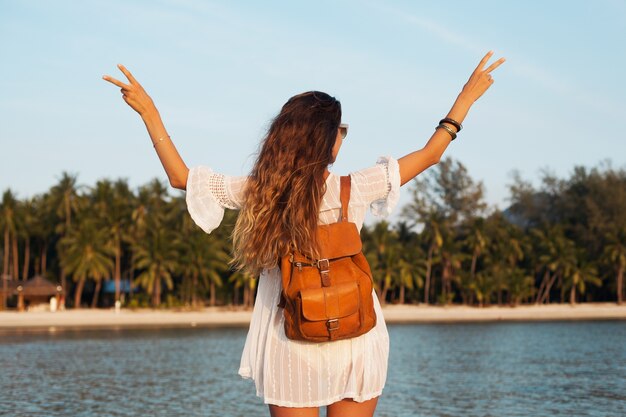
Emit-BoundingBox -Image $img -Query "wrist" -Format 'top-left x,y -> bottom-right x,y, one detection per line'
140,105 -> 160,122
443,94 -> 472,129
454,92 -> 474,108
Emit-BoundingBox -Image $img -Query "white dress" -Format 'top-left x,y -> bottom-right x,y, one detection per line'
185,156 -> 401,408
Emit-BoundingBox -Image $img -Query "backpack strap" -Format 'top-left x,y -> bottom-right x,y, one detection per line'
339,175 -> 351,222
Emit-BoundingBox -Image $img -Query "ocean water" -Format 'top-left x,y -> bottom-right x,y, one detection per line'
0,320 -> 625,417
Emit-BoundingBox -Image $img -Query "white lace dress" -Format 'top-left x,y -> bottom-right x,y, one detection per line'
185,156 -> 401,408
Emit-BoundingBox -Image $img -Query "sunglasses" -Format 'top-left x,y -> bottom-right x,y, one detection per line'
339,123 -> 349,140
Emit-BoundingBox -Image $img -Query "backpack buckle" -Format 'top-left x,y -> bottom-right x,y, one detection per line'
317,259 -> 331,286
316,258 -> 329,271
326,319 -> 339,331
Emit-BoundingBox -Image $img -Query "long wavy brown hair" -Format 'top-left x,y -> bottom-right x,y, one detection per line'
230,91 -> 342,276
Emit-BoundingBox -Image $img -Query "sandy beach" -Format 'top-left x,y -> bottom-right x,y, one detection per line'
1,302 -> 625,332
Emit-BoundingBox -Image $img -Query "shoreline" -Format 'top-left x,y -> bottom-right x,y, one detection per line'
1,302 -> 626,332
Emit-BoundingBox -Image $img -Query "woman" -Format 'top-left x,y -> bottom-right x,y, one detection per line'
103,50 -> 505,417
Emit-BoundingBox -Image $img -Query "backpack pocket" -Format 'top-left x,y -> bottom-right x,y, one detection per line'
297,281 -> 362,341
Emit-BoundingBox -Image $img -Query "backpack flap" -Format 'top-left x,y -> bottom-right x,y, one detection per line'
317,222 -> 362,260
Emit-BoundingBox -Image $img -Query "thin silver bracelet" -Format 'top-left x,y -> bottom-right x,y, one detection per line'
153,135 -> 170,148
435,124 -> 457,141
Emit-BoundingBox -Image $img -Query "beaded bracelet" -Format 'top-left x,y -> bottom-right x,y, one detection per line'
439,117 -> 462,132
153,135 -> 170,148
436,124 -> 457,140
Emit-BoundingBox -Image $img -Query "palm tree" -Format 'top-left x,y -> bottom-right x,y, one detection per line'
484,212 -> 525,305
59,216 -> 115,308
228,269 -> 257,308
49,172 -> 86,307
31,193 -> 57,278
130,178 -> 179,308
532,224 -> 577,304
133,221 -> 178,308
468,270 -> 496,307
396,246 -> 425,304
465,218 -> 488,285
458,217 -> 490,305
19,197 -> 39,280
380,244 -> 400,305
90,179 -> 134,305
393,221 -> 425,304
506,267 -> 535,306
125,185 -> 152,303
9,196 -> 23,284
419,212 -> 444,304
502,237 -> 526,304
473,213 -> 528,306
438,236 -> 464,306
177,227 -> 230,307
363,220 -> 400,305
1,189 -> 20,309
602,228 -> 626,304
400,177 -> 443,305
565,258 -> 601,305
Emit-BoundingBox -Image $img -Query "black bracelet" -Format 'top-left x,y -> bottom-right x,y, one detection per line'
439,117 -> 462,132
436,124 -> 457,140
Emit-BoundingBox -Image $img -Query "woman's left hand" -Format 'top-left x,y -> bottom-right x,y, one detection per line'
102,64 -> 156,117
458,51 -> 505,104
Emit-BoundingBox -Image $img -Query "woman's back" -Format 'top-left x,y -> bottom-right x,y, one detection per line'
183,154 -> 401,408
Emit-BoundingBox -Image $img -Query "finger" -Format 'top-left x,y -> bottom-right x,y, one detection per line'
117,64 -> 139,85
102,75 -> 130,89
484,57 -> 506,73
475,50 -> 494,72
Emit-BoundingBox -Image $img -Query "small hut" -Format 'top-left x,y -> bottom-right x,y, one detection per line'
15,275 -> 64,312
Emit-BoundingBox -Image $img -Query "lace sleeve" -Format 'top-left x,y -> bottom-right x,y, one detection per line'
350,155 -> 401,218
185,166 -> 248,234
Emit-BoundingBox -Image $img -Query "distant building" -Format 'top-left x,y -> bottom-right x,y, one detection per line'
102,279 -> 135,294
12,275 -> 65,312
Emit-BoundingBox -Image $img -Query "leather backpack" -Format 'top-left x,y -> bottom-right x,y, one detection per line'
277,175 -> 377,342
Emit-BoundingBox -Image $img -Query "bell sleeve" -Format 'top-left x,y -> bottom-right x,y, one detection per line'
350,155 -> 401,218
185,166 -> 248,234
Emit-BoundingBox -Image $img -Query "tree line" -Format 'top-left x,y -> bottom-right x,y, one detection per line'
1,156 -> 625,309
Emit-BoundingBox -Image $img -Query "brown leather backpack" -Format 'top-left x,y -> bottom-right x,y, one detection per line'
277,175 -> 377,342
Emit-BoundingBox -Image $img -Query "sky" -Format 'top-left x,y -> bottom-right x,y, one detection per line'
1,0 -> 625,226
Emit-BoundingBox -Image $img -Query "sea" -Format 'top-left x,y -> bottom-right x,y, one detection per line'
1,320 -> 625,417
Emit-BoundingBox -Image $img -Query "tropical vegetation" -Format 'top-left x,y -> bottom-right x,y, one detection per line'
1,156 -> 624,309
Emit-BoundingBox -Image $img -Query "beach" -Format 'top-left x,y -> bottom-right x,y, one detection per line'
1,302 -> 625,331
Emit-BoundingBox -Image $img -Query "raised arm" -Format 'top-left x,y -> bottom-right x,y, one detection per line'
102,64 -> 189,190
398,51 -> 506,186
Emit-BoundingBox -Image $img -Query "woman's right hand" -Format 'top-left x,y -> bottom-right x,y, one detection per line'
102,64 -> 156,117
459,51 -> 505,103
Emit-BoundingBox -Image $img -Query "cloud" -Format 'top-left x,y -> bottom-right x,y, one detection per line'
365,1 -> 625,118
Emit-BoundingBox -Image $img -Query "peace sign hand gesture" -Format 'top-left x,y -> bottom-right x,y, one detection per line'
102,64 -> 156,117
460,51 -> 505,103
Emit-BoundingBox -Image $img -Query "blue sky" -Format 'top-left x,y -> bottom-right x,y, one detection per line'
1,0 -> 625,225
